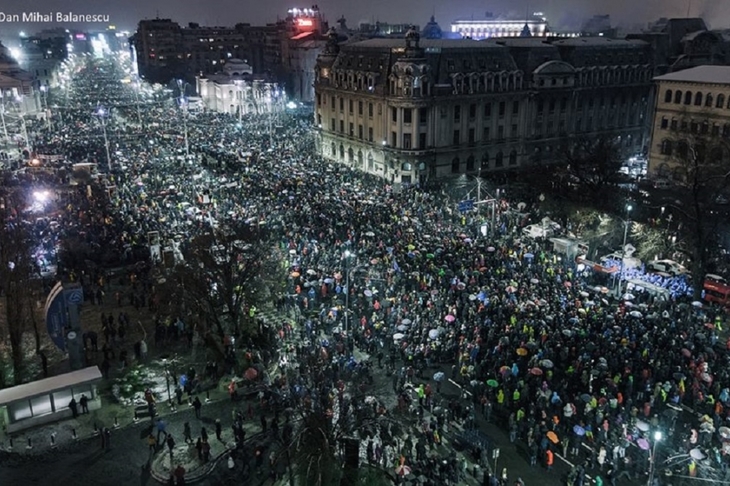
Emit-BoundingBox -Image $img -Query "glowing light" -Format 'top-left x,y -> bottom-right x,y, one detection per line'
296,18 -> 314,28
33,190 -> 50,202
286,101 -> 297,109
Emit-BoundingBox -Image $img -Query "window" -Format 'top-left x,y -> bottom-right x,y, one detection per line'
453,130 -> 460,145
723,124 -> 730,138
495,151 -> 504,167
368,127 -> 373,142
481,152 -> 489,168
451,157 -> 460,173
661,117 -> 668,129
537,101 -> 544,114
677,140 -> 689,158
30,395 -> 53,416
511,124 -> 518,137
358,125 -> 363,139
401,162 -> 412,171
674,91 -> 682,104
339,98 -> 344,111
419,133 -> 427,148
52,389 -> 74,413
560,98 -> 567,113
8,401 -> 32,422
512,101 -> 519,115
484,103 -> 492,117
466,156 -> 475,171
403,109 -> 412,124
717,94 -> 726,109
358,101 -> 363,115
483,126 -> 490,140
468,128 -> 475,144
694,92 -> 703,106
509,150 -> 517,165
469,104 -> 476,119
339,145 -> 345,159
391,131 -> 397,147
498,101 -> 505,117
549,99 -> 556,114
497,125 -> 504,140
349,123 -> 354,137
403,133 -> 412,149
664,89 -> 673,103
670,118 -> 678,130
454,105 -> 461,122
368,103 -> 373,117
701,121 -> 709,135
705,94 -> 713,107
317,93 -> 322,106
391,107 -> 397,123
419,108 -> 428,124
684,91 -> 692,105
339,120 -> 344,133
349,100 -> 354,113
330,118 -> 336,131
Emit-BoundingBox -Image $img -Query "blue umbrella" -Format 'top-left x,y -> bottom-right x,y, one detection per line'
524,253 -> 535,260
433,372 -> 445,382
573,425 -> 586,436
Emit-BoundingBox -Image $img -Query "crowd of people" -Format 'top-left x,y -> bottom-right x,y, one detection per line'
6,52 -> 730,485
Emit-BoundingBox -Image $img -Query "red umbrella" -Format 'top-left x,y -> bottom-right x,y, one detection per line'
681,348 -> 691,358
564,281 -> 572,288
529,367 -> 543,376
244,367 -> 258,380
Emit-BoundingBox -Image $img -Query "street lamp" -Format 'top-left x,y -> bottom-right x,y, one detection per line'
95,106 -> 111,167
343,250 -> 355,336
647,430 -> 662,486
618,203 -> 633,296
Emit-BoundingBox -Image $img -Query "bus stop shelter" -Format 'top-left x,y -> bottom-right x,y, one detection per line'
0,366 -> 102,434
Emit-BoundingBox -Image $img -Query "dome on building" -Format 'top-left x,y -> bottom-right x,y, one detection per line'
421,15 -> 443,39
222,58 -> 252,76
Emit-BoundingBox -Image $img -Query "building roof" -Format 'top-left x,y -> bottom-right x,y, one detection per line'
653,65 -> 730,85
551,37 -> 647,48
348,38 -> 500,49
0,366 -> 102,405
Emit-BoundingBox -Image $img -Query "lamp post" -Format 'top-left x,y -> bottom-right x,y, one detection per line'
618,203 -> 633,296
647,430 -> 662,486
95,106 -> 111,167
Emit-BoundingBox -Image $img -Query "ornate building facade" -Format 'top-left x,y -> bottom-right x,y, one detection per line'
314,29 -> 654,184
648,65 -> 730,180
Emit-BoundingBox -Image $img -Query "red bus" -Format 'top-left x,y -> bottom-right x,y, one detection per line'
704,279 -> 730,309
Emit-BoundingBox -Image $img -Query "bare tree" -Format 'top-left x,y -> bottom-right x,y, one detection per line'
658,117 -> 730,295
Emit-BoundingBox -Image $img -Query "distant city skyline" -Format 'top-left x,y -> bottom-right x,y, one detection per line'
0,0 -> 727,38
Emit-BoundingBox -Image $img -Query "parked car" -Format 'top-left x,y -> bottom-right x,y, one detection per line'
646,259 -> 687,276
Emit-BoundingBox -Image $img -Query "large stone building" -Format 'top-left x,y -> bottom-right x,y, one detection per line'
314,29 -> 653,184
648,65 -> 730,180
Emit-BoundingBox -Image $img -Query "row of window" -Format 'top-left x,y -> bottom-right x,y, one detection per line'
450,151 -> 518,172
659,117 -> 730,137
664,89 -> 729,109
659,139 -> 727,159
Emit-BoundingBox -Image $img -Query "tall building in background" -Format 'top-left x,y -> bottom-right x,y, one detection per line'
314,29 -> 653,184
451,12 -> 549,39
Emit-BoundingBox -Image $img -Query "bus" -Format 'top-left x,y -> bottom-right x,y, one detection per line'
704,278 -> 730,309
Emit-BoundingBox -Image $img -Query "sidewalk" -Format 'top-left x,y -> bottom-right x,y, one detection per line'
148,416 -> 264,484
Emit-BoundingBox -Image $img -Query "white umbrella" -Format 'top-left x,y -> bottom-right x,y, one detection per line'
692,301 -> 703,308
629,310 -> 643,318
622,293 -> 635,301
428,329 -> 440,340
393,333 -> 405,341
397,325 -> 408,331
401,319 -> 412,325
636,420 -> 650,432
306,269 -> 317,276
579,291 -> 589,297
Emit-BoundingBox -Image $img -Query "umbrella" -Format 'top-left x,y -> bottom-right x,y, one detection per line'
445,315 -> 456,323
546,431 -> 559,444
701,372 -> 712,383
516,347 -> 528,356
573,425 -> 586,436
540,360 -> 554,369
290,271 -> 301,278
622,293 -> 635,301
244,367 -> 258,381
636,438 -> 650,450
530,367 -> 543,376
580,393 -> 592,403
364,289 -> 373,297
530,278 -> 539,284
719,426 -> 730,439
428,329 -> 440,340
395,464 -> 412,477
324,278 -> 334,284
499,366 -> 511,376
629,311 -> 643,318
397,325 -> 408,332
636,420 -> 650,432
524,253 -> 534,259
433,372 -> 446,382
673,372 -> 686,381
681,348 -> 691,358
562,329 -> 573,337
364,231 -> 375,237
506,286 -> 517,293
690,448 -> 706,461
487,246 -> 496,252
469,294 -> 478,301
486,379 -> 499,388
306,269 -> 317,275
564,281 -> 572,288
393,333 -> 405,341
692,301 -> 703,308
579,291 -> 589,298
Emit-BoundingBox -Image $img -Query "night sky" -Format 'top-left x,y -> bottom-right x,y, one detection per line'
0,0 -> 726,37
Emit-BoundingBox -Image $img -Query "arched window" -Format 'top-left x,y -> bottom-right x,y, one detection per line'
684,91 -> 692,105
660,139 -> 673,156
451,157 -> 460,174
694,92 -> 703,106
717,93 -> 726,108
331,143 -> 336,157
466,155 -> 475,172
495,151 -> 504,167
674,91 -> 682,104
664,89 -> 673,103
509,150 -> 517,165
705,93 -> 713,107
348,147 -> 354,163
367,152 -> 374,170
357,150 -> 363,166
676,140 -> 689,158
401,162 -> 412,171
339,144 -> 345,160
